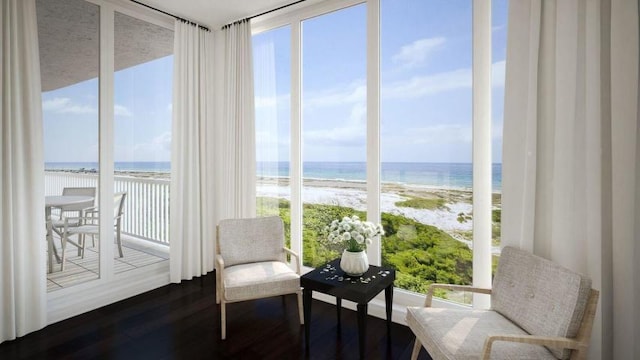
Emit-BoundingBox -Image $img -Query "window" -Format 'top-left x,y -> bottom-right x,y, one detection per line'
40,0 -> 101,290
114,11 -> 173,271
254,26 -> 292,246
380,0 -> 473,302
39,0 -> 173,293
252,0 -> 504,308
301,4 -> 367,267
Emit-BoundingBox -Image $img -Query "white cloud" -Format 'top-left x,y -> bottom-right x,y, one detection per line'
407,124 -> 473,145
491,60 -> 506,88
392,37 -> 446,69
304,82 -> 366,109
117,131 -> 171,161
114,104 -> 133,117
42,97 -> 96,114
254,61 -> 505,114
384,68 -> 471,99
167,103 -> 173,112
304,102 -> 367,147
492,24 -> 506,32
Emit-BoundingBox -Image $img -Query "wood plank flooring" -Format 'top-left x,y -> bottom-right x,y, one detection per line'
47,235 -> 169,292
1,271 -> 433,359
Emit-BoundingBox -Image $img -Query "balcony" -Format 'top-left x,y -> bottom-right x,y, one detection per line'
45,171 -> 170,291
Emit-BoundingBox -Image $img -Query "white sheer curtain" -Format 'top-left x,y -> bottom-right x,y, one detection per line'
0,0 -> 47,343
217,19 -> 256,220
502,0 -> 639,359
169,20 -> 216,282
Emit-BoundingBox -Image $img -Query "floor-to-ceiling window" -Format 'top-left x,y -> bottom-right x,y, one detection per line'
113,11 -> 173,273
252,0 -> 507,307
380,0 -> 473,302
301,4 -> 368,267
39,0 -> 173,294
254,25 -> 292,246
39,0 -> 101,291
492,0 -> 508,266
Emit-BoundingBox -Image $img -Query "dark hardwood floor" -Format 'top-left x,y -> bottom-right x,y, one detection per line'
0,272 -> 432,359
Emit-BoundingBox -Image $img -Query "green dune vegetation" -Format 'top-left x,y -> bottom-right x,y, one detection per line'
257,197 -> 473,298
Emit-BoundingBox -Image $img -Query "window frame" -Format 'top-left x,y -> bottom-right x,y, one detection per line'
252,0 -> 493,310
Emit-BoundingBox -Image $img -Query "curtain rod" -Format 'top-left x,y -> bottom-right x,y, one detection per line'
130,0 -> 210,32
222,0 -> 307,29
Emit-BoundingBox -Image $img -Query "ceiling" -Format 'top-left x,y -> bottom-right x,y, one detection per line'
137,0 -> 300,28
37,0 -> 304,92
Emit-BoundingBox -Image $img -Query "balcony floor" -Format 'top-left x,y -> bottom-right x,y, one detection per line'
47,234 -> 169,292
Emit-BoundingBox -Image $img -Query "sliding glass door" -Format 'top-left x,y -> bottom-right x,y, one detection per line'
39,0 -> 101,290
113,11 -> 173,273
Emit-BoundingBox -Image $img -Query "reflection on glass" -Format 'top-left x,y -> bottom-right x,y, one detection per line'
113,12 -> 173,273
254,26 -> 292,247
302,4 -> 367,267
39,0 -> 100,290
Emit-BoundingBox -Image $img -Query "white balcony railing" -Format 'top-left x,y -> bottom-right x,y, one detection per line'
45,171 -> 170,244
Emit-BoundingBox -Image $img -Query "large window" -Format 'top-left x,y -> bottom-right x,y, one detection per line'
380,0 -> 473,301
254,26 -> 292,245
252,0 -> 507,307
301,4 -> 367,267
39,0 -> 173,293
40,0 -> 101,290
114,11 -> 173,271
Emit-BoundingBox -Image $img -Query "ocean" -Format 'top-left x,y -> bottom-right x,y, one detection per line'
261,161 -> 502,191
46,161 -> 502,191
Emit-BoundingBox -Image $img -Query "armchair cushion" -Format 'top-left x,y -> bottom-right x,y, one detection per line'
491,247 -> 591,359
406,307 -> 556,360
218,217 -> 285,267
223,261 -> 300,302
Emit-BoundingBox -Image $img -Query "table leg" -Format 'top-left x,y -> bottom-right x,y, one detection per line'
357,303 -> 367,360
385,284 -> 394,335
336,298 -> 342,328
303,288 -> 312,351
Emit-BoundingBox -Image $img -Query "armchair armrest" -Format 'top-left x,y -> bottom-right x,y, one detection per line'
283,248 -> 301,274
215,254 -> 225,272
425,284 -> 492,307
481,334 -> 583,360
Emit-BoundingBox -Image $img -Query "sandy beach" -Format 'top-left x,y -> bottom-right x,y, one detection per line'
258,177 -> 501,251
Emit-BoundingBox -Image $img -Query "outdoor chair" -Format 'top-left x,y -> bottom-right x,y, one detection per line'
52,187 -> 97,251
406,246 -> 599,360
216,216 -> 304,340
60,192 -> 127,270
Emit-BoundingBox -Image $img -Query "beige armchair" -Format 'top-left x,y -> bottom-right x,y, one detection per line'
216,216 -> 304,340
407,246 -> 599,360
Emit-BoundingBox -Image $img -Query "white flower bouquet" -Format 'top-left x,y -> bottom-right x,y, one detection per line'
324,215 -> 384,252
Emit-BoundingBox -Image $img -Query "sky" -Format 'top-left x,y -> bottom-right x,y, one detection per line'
43,0 -> 508,165
254,0 -> 508,164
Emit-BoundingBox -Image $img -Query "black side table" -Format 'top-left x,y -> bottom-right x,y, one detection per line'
300,259 -> 396,359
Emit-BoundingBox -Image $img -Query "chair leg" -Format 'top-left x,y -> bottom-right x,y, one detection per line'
215,270 -> 221,304
297,291 -> 304,325
411,338 -> 422,360
60,233 -> 67,271
116,224 -> 123,257
80,234 -> 86,258
221,301 -> 226,340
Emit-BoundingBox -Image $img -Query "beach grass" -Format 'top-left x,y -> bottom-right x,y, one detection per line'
395,197 -> 449,211
257,196 -> 474,299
